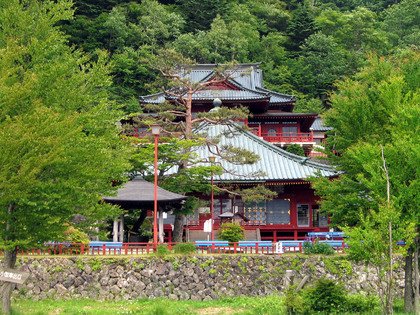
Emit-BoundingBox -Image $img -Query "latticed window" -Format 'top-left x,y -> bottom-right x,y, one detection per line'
297,204 -> 310,226
244,201 -> 266,225
282,126 -> 298,136
267,128 -> 277,136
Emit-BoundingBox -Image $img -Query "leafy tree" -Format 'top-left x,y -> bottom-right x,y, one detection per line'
0,1 -> 131,312
312,50 -> 420,312
290,33 -> 350,98
315,7 -> 389,55
175,0 -> 229,32
110,46 -> 159,113
382,0 -> 420,48
241,0 -> 290,34
285,144 -> 306,156
286,1 -> 317,52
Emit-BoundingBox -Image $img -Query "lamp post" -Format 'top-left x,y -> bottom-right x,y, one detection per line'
209,156 -> 216,241
151,124 -> 161,248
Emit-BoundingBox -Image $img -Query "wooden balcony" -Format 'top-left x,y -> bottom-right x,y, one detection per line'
249,128 -> 314,143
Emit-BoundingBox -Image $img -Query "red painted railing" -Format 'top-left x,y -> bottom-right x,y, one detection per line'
10,240 -> 347,256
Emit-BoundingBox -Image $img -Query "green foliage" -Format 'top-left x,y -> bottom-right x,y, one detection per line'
218,223 -> 245,243
176,0 -> 229,32
285,144 -> 306,157
302,278 -> 347,313
382,0 -> 420,47
302,242 -> 335,255
286,278 -> 380,314
284,285 -> 306,314
286,2 -> 317,52
60,226 -> 90,245
156,244 -> 171,256
345,293 -> 379,313
0,0 -> 131,251
173,243 -> 196,255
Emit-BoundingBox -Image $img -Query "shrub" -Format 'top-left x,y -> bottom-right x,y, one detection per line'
218,222 -> 245,243
61,225 -> 89,245
173,243 -> 196,255
156,244 -> 170,256
345,294 -> 379,313
302,278 -> 346,314
303,241 -> 335,255
284,285 -> 306,314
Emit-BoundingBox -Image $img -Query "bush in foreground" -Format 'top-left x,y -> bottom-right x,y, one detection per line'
303,241 -> 335,255
286,278 -> 379,314
173,243 -> 196,255
218,222 -> 245,243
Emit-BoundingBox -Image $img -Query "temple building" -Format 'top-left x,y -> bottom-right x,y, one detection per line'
139,63 -> 336,242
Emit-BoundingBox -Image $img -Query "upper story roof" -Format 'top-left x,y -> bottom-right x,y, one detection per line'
140,63 -> 295,105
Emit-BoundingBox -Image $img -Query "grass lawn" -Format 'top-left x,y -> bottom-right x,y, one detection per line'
11,296 -> 285,315
10,296 -> 414,315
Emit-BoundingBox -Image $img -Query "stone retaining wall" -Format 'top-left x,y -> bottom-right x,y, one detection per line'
9,255 -> 404,300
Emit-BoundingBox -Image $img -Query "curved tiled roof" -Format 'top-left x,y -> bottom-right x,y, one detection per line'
310,117 -> 333,131
103,177 -> 186,203
165,122 -> 337,182
140,64 -> 295,104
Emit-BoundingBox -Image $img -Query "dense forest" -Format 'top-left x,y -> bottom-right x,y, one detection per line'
60,0 -> 419,114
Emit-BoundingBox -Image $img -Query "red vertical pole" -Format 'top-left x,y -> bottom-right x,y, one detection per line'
210,172 -> 214,242
102,244 -> 106,256
80,244 -> 85,255
153,133 -> 159,249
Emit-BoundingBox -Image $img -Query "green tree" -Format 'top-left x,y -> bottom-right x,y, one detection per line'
286,1 -> 317,52
285,144 -> 306,156
175,0 -> 229,32
382,0 -> 420,48
0,1 -> 131,312
312,50 -> 420,313
315,7 -> 389,55
290,33 -> 350,98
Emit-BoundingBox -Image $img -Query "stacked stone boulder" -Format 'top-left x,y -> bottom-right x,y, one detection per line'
8,255 -> 404,300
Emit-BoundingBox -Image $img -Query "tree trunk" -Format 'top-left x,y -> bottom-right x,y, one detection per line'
172,213 -> 185,242
404,247 -> 414,313
2,248 -> 17,315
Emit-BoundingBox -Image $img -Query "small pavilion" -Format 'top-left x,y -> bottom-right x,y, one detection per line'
103,177 -> 186,242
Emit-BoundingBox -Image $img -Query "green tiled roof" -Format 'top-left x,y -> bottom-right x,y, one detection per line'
166,122 -> 337,183
140,64 -> 295,105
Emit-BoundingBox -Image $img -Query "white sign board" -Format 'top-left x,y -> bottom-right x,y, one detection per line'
0,269 -> 29,284
203,219 -> 212,233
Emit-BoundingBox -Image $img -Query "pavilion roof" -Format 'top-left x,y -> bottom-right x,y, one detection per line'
140,64 -> 295,105
103,177 -> 186,205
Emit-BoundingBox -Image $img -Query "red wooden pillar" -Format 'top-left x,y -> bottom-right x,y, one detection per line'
273,231 -> 277,243
294,230 -> 298,240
